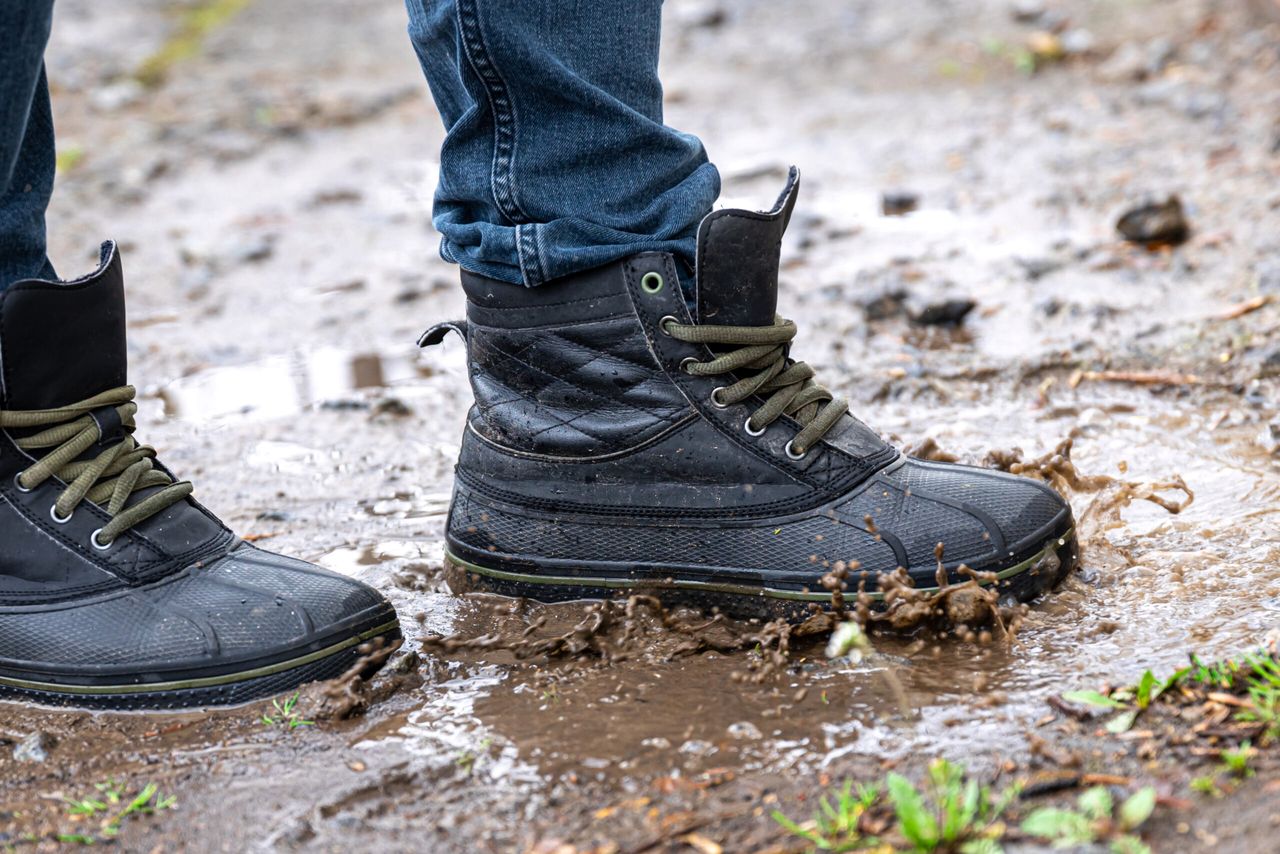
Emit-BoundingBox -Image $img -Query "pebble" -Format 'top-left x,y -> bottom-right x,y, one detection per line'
860,288 -> 910,321
1010,0 -> 1046,24
91,80 -> 144,112
1259,349 -> 1280,379
881,190 -> 920,217
1116,195 -> 1190,245
1100,38 -> 1174,81
911,298 -> 976,327
678,739 -> 716,757
674,0 -> 727,29
14,731 -> 50,763
1259,421 -> 1280,456
1016,256 -> 1065,280
1060,28 -> 1096,56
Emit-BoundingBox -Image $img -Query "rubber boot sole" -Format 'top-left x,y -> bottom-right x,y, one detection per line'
0,613 -> 401,712
445,523 -> 1078,623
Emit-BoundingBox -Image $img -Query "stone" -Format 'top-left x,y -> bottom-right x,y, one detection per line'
13,732 -> 51,763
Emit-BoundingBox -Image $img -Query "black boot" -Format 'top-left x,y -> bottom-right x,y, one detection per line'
0,243 -> 400,709
426,171 -> 1077,620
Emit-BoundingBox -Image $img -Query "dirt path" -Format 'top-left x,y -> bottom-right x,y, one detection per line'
2,0 -> 1279,851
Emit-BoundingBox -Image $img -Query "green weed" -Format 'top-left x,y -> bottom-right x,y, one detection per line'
59,780 -> 177,845
773,759 -> 1018,853
1239,656 -> 1280,743
1220,741 -> 1255,778
455,737 -> 493,776
1061,667 -> 1187,733
261,692 -> 313,729
771,780 -> 882,852
1020,785 -> 1156,854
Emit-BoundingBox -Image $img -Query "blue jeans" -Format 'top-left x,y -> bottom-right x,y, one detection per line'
0,1 -> 719,291
405,0 -> 719,287
0,0 -> 56,289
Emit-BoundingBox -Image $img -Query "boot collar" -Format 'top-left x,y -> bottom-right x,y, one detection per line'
0,242 -> 128,410
694,166 -> 800,327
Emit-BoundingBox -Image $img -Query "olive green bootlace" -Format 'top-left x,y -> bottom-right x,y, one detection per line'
0,386 -> 193,547
661,315 -> 848,457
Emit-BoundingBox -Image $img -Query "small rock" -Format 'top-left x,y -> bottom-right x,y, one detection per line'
1038,297 -> 1065,317
14,731 -> 51,763
674,0 -> 726,29
1099,42 -> 1146,81
679,739 -> 716,757
1027,30 -> 1065,64
1010,0 -> 1046,23
1060,28 -> 1096,56
226,235 -> 275,265
372,397 -> 413,418
911,298 -> 976,327
860,288 -> 910,321
320,399 -> 370,411
881,190 -> 920,217
91,80 -> 144,112
1016,256 -> 1065,280
1100,38 -> 1174,82
1259,420 -> 1280,456
1116,195 -> 1190,246
1259,349 -> 1280,379
308,187 -> 363,207
727,721 -> 763,740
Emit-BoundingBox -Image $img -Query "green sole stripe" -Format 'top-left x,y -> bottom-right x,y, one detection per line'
0,619 -> 400,696
447,528 -> 1073,603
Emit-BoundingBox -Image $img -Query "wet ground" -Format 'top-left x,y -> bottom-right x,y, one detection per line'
3,0 -> 1280,850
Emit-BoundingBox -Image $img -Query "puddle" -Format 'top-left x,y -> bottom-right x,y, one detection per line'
342,382 -> 1279,790
154,347 -> 435,422
318,538 -> 443,578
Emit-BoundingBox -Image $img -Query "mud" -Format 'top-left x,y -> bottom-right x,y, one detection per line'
3,0 -> 1280,851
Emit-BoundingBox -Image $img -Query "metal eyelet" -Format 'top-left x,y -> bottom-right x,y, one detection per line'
640,272 -> 664,294
785,440 -> 808,460
744,419 -> 767,437
658,315 -> 679,336
13,472 -> 32,494
709,387 -> 730,409
50,505 -> 74,524
679,356 -> 700,374
91,529 -> 113,551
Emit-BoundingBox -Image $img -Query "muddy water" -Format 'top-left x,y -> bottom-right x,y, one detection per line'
314,379 -> 1271,794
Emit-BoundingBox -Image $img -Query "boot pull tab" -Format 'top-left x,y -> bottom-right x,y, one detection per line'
417,319 -> 468,348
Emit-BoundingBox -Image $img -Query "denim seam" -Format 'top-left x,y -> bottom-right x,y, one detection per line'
516,222 -> 547,287
453,0 -> 529,229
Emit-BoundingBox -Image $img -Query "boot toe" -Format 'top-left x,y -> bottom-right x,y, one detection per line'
0,543 -> 398,709
870,458 -> 1072,575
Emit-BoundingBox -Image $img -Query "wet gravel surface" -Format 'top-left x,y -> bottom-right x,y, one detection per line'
2,0 -> 1279,851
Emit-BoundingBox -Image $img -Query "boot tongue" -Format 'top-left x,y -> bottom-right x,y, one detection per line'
0,242 -> 127,411
695,167 -> 801,327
